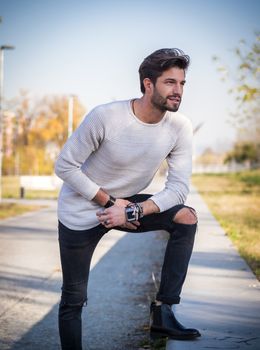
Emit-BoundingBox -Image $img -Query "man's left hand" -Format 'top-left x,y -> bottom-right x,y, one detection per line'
96,204 -> 140,230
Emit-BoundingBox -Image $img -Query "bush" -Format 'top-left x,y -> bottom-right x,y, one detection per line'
225,141 -> 260,167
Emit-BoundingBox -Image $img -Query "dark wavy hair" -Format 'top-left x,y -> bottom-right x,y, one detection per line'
138,48 -> 190,93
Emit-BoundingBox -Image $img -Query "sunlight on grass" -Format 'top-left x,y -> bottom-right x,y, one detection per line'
192,170 -> 260,280
0,203 -> 43,220
2,176 -> 59,199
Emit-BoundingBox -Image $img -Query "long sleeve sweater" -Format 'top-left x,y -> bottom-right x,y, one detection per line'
55,99 -> 193,230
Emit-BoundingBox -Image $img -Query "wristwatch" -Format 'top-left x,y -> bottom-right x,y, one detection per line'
125,203 -> 143,222
104,195 -> 116,208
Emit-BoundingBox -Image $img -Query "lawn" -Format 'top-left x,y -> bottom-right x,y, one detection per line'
2,176 -> 59,199
0,202 -> 44,220
192,170 -> 260,280
1,176 -> 55,219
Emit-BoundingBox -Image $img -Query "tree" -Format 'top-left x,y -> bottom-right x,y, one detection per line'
29,95 -> 85,149
213,32 -> 260,164
224,141 -> 259,167
3,92 -> 86,175
3,90 -> 39,175
195,147 -> 225,166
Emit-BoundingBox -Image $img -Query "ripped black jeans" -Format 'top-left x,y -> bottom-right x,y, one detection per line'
58,194 -> 197,350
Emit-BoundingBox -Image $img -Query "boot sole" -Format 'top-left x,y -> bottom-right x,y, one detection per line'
150,328 -> 201,341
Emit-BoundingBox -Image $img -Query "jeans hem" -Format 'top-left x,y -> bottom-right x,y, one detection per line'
156,294 -> 181,305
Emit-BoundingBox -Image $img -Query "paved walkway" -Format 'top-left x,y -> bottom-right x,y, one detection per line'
0,177 -> 259,349
166,187 -> 260,350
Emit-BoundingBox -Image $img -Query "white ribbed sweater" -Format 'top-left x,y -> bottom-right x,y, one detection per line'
55,100 -> 193,230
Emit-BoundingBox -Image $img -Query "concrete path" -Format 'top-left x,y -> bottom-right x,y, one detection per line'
0,180 -> 166,350
167,187 -> 260,350
0,177 -> 259,349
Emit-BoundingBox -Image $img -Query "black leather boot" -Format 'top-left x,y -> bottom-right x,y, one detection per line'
150,302 -> 201,340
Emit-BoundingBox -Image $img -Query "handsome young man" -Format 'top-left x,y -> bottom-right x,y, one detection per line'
55,48 -> 201,350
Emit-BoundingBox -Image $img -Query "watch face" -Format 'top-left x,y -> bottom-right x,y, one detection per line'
126,207 -> 136,222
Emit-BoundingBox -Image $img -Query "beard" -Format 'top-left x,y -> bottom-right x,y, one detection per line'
151,88 -> 182,112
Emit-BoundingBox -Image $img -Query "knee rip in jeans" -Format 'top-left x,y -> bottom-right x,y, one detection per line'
173,207 -> 197,225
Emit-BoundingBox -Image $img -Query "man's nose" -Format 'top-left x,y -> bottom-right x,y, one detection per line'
173,83 -> 183,95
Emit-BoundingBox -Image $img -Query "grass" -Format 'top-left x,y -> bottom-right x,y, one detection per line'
139,338 -> 167,349
1,176 -> 54,219
0,202 -> 44,220
2,176 -> 59,199
192,169 -> 260,280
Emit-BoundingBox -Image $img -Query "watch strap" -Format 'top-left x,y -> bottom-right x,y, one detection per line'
104,195 -> 116,208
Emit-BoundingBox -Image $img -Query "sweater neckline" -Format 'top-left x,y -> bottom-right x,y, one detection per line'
128,99 -> 168,127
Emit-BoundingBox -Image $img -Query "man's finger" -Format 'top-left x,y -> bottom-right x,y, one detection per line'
125,223 -> 138,230
96,210 -> 106,217
133,220 -> 140,226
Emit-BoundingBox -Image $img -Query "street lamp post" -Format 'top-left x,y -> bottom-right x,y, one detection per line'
0,45 -> 15,201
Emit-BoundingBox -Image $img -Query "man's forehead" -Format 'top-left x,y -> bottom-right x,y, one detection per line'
159,67 -> 186,80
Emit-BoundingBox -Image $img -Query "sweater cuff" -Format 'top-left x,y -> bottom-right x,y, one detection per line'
87,183 -> 100,201
61,172 -> 101,201
150,192 -> 181,213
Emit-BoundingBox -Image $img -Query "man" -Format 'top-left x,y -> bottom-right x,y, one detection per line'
55,48 -> 201,350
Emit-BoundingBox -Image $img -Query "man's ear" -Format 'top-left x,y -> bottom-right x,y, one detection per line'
143,78 -> 154,94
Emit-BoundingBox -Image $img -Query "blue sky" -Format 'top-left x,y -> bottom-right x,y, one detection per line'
1,0 -> 259,154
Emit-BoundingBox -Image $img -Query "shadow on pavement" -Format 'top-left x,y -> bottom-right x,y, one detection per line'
9,231 -> 166,350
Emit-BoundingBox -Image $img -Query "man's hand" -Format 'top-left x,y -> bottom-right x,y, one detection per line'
114,198 -> 131,207
96,198 -> 140,230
